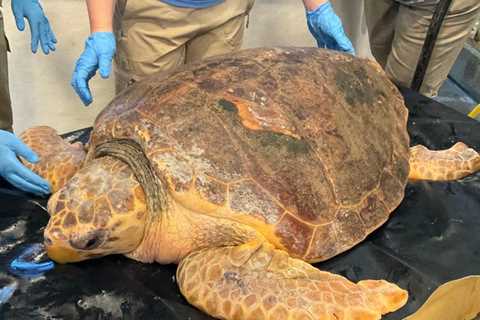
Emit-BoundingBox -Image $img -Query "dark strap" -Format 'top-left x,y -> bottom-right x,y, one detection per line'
411,0 -> 454,92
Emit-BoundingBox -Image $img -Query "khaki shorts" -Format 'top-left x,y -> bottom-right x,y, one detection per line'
0,2 -> 13,132
113,0 -> 255,93
364,0 -> 480,97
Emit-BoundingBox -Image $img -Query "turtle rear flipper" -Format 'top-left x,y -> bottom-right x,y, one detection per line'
177,241 -> 408,320
20,126 -> 86,193
408,142 -> 480,181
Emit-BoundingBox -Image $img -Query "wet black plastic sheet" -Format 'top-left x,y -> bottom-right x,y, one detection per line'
0,87 -> 479,319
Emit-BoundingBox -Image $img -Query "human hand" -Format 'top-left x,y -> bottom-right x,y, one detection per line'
0,130 -> 51,195
11,0 -> 57,54
71,32 -> 116,106
306,1 -> 355,55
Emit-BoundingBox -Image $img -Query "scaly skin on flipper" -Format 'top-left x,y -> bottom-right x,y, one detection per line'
20,126 -> 86,193
178,242 -> 408,320
409,143 -> 480,181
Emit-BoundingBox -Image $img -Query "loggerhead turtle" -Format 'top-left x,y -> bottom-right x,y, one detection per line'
21,48 -> 480,320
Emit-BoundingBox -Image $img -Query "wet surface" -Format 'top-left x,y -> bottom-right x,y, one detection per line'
0,88 -> 479,319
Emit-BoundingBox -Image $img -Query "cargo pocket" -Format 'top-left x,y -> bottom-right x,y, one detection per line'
113,0 -> 140,93
219,0 -> 256,48
221,15 -> 247,50
3,35 -> 10,52
245,0 -> 256,28
0,18 -> 9,53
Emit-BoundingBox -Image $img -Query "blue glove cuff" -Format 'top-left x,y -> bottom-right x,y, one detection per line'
87,32 -> 117,50
306,1 -> 332,16
89,32 -> 116,41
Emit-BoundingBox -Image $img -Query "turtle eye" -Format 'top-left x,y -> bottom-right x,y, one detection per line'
69,230 -> 106,251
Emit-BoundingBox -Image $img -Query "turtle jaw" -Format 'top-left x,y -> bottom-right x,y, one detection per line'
45,244 -> 85,264
44,229 -> 108,264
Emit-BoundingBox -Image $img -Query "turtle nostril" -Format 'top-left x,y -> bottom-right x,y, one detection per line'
84,237 -> 99,250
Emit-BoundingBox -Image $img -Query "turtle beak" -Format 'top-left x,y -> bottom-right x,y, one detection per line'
46,245 -> 84,264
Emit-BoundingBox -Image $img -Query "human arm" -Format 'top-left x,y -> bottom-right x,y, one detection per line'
302,0 -> 355,54
0,130 -> 50,195
71,0 -> 116,106
303,0 -> 328,11
11,0 -> 57,54
86,0 -> 116,33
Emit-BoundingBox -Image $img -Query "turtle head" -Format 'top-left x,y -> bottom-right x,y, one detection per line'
43,157 -> 148,263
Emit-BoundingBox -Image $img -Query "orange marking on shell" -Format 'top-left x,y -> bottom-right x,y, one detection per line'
222,93 -> 300,140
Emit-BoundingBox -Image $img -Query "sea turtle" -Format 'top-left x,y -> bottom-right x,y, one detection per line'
21,48 -> 480,320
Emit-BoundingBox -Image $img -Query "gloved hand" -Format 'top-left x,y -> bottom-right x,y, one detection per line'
0,130 -> 51,195
71,32 -> 116,106
11,0 -> 57,54
306,1 -> 355,55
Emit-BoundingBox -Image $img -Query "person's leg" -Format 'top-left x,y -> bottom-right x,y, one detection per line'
185,14 -> 246,63
386,0 -> 480,97
185,0 -> 255,63
113,0 -> 255,94
364,0 -> 399,67
331,0 -> 373,59
0,10 -> 13,132
113,0 -> 190,93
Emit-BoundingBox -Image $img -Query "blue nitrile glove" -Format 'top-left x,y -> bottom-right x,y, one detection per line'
9,243 -> 54,277
0,277 -> 17,305
306,1 -> 355,55
11,0 -> 57,54
71,32 -> 116,106
0,130 -> 51,195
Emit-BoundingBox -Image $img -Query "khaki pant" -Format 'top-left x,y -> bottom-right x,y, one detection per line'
113,0 -> 255,93
331,0 -> 373,59
0,0 -> 13,132
364,0 -> 480,97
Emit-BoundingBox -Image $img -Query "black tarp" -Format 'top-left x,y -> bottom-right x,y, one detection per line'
0,87 -> 479,319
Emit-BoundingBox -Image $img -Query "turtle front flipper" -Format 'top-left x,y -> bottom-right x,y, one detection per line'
20,126 -> 86,193
408,143 -> 480,181
177,241 -> 408,320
